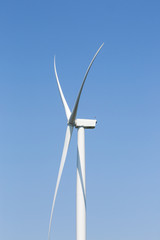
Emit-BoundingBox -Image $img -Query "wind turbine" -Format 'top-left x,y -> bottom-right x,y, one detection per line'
48,43 -> 104,240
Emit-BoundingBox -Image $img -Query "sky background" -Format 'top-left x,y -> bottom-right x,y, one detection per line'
0,0 -> 160,239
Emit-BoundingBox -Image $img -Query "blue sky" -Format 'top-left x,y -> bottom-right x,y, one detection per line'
0,0 -> 160,239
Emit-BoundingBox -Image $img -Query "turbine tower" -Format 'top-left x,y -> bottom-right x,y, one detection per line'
48,43 -> 104,240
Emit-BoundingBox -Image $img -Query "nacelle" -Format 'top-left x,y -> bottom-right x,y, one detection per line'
75,119 -> 97,129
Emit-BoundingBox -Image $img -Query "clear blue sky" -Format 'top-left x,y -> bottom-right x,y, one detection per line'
0,0 -> 160,239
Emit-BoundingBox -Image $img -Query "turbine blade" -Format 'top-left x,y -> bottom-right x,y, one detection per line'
69,43 -> 104,124
54,57 -> 71,121
48,125 -> 73,240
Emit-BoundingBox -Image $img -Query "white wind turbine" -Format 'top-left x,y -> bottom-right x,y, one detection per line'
48,43 -> 104,240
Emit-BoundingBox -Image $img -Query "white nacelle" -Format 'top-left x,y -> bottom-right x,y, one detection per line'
75,119 -> 97,129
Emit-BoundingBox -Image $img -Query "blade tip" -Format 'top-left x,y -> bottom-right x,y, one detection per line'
100,42 -> 104,48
